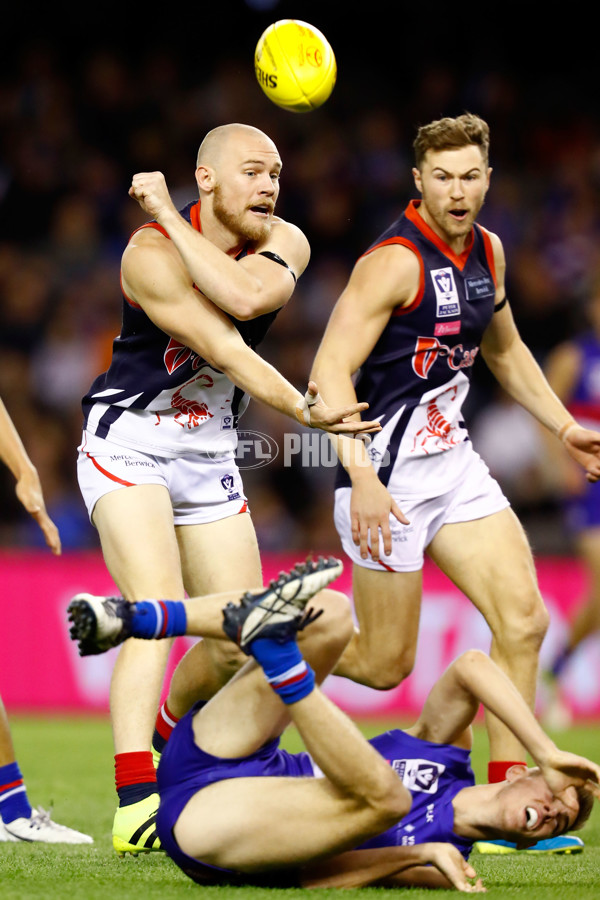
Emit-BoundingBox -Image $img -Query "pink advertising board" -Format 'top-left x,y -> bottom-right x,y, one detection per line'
1,550 -> 598,719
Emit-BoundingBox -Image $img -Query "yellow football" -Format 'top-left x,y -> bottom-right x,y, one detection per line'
254,19 -> 337,113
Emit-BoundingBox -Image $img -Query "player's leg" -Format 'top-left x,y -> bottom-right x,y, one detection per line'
427,507 -> 549,764
166,512 -> 263,716
0,696 -> 31,839
333,565 -> 423,688
172,591 -> 410,872
149,452 -> 263,751
92,484 -> 185,855
331,486 -> 424,689
68,557 -> 346,660
0,696 -> 93,844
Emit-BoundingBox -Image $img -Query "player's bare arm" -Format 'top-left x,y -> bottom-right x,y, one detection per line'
311,246 -> 420,555
235,216 -> 310,314
313,244 -> 421,404
121,235 -> 379,436
407,650 -> 600,801
129,171 -> 308,319
481,232 -> 600,481
0,398 -> 61,555
302,842 -> 484,892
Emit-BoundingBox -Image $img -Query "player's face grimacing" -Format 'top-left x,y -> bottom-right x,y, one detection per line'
496,771 -> 578,846
211,136 -> 282,243
412,145 -> 491,248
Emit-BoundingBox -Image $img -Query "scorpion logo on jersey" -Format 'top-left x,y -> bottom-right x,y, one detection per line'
412,386 -> 462,455
412,336 -> 479,379
171,373 -> 214,429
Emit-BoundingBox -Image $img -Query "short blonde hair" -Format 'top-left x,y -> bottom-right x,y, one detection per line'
413,113 -> 490,169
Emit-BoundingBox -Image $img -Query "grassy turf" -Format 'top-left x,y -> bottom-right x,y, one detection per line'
1,717 -> 599,899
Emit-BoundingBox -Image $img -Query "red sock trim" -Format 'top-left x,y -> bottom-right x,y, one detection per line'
114,751 -> 157,791
488,760 -> 526,783
154,701 -> 180,741
0,779 -> 24,793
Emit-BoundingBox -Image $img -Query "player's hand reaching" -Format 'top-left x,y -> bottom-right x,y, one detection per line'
15,466 -> 61,556
427,844 -> 486,893
539,748 -> 600,806
296,382 -> 382,436
129,171 -> 176,222
561,424 -> 600,482
350,475 -> 409,561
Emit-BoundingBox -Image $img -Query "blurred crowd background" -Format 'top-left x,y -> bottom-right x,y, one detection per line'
1,2 -> 600,557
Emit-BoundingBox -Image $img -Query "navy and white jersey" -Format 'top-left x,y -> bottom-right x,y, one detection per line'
338,200 -> 497,497
82,201 -> 279,457
357,729 -> 475,860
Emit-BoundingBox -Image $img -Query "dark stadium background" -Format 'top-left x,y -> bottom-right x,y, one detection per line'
1,1 -> 597,554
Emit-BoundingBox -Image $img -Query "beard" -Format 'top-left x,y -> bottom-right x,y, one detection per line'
421,188 -> 485,242
213,183 -> 272,244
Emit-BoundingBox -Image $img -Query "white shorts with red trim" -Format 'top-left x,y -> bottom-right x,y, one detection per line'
77,431 -> 248,526
334,442 -> 509,572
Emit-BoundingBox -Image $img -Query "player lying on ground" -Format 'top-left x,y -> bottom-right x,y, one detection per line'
67,559 -> 599,889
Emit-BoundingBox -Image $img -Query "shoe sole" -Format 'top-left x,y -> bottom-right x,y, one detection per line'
68,596 -> 126,656
113,825 -> 162,857
234,557 -> 343,649
113,836 -> 163,857
475,842 -> 583,855
275,558 -> 344,606
68,598 -> 99,651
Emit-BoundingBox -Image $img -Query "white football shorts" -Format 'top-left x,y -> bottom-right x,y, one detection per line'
77,431 -> 248,526
334,442 -> 509,572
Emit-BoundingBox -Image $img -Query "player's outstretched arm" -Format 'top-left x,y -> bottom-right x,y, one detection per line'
122,237 -> 379,436
296,383 -> 381,435
481,236 -> 600,482
558,424 -> 600,482
301,843 -> 485,892
0,398 -> 61,555
409,650 -> 600,800
310,247 -> 419,556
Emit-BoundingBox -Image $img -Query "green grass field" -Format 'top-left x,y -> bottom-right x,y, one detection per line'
1,716 -> 599,899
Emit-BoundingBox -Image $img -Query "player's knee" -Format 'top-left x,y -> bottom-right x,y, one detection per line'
308,589 -> 354,650
206,640 -> 246,676
369,777 -> 412,829
491,592 -> 549,651
363,648 -> 416,691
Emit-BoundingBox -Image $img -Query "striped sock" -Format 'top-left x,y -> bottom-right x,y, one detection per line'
152,701 -> 181,755
0,762 -> 32,823
249,637 -> 315,704
130,600 -> 187,640
114,751 -> 157,807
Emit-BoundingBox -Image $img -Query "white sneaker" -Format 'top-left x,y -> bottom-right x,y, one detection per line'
3,807 -> 93,844
0,816 -> 19,842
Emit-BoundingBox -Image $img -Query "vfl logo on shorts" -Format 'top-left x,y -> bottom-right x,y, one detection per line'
391,758 -> 446,793
220,474 -> 241,501
431,267 -> 460,318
